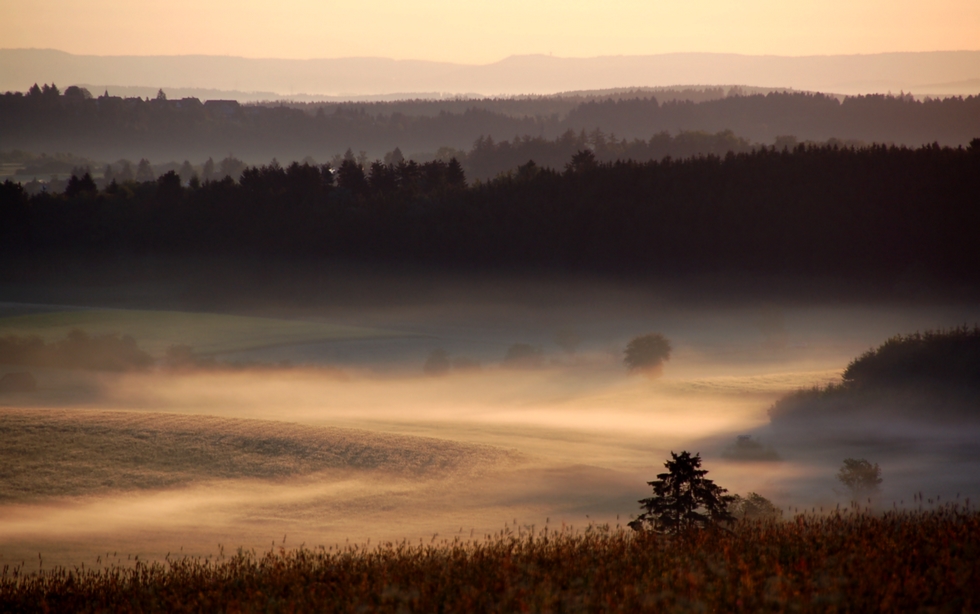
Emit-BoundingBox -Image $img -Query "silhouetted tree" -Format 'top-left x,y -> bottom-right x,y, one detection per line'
156,171 -> 182,199
202,157 -> 216,182
446,157 -> 466,188
336,158 -> 368,194
624,333 -> 672,375
837,458 -> 882,500
514,160 -> 540,182
398,160 -> 424,192
384,147 -> 405,166
64,173 -> 97,198
368,161 -> 398,194
63,86 -> 92,100
41,83 -> 60,99
629,451 -> 735,533
135,158 -> 155,182
565,149 -> 597,174
117,161 -> 134,183
218,156 -> 247,182
178,160 -> 195,185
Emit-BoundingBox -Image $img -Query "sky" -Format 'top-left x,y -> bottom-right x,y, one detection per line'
2,0 -> 978,63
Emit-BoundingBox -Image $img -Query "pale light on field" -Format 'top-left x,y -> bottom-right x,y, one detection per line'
2,292 -> 979,568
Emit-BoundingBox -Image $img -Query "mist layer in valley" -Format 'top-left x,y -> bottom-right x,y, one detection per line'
2,271 -> 979,568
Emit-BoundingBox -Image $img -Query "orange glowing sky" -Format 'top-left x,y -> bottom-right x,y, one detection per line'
2,0 -> 978,62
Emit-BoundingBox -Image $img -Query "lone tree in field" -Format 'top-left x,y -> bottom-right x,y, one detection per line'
837,458 -> 882,500
629,451 -> 735,533
624,333 -> 672,377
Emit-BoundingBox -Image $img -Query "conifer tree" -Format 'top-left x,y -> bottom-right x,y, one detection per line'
629,451 -> 735,533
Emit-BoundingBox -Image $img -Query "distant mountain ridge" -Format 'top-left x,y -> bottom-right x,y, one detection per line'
2,49 -> 979,99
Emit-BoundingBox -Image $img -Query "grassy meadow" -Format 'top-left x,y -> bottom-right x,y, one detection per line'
2,507 -> 977,612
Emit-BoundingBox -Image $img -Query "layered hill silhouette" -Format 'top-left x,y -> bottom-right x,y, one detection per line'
3,85 -> 978,165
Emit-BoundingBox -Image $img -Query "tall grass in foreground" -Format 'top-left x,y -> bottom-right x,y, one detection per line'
2,506 -> 978,612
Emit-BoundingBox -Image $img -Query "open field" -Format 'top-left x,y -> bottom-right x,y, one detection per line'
0,409 -> 514,502
1,280 -> 979,576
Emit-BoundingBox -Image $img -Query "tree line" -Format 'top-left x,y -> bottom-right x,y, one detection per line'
2,84 -> 978,165
8,128 -> 760,191
2,142 -> 978,283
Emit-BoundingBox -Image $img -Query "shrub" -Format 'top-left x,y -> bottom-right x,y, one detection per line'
837,458 -> 883,500
729,492 -> 783,521
623,333 -> 672,375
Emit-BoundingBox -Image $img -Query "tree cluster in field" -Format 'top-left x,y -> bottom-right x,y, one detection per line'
4,141 -> 979,283
770,326 -> 980,422
0,330 -> 300,374
3,83 -> 979,164
0,329 -> 153,371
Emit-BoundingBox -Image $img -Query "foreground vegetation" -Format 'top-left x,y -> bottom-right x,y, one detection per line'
2,506 -> 976,612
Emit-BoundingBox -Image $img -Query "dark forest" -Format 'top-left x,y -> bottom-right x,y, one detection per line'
3,141 -> 978,285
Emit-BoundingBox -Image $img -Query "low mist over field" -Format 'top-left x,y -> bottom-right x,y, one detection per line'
3,1 -> 980,606
2,271 -> 979,568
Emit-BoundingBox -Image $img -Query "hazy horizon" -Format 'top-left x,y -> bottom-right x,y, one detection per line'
3,49 -> 980,99
3,0 -> 978,63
